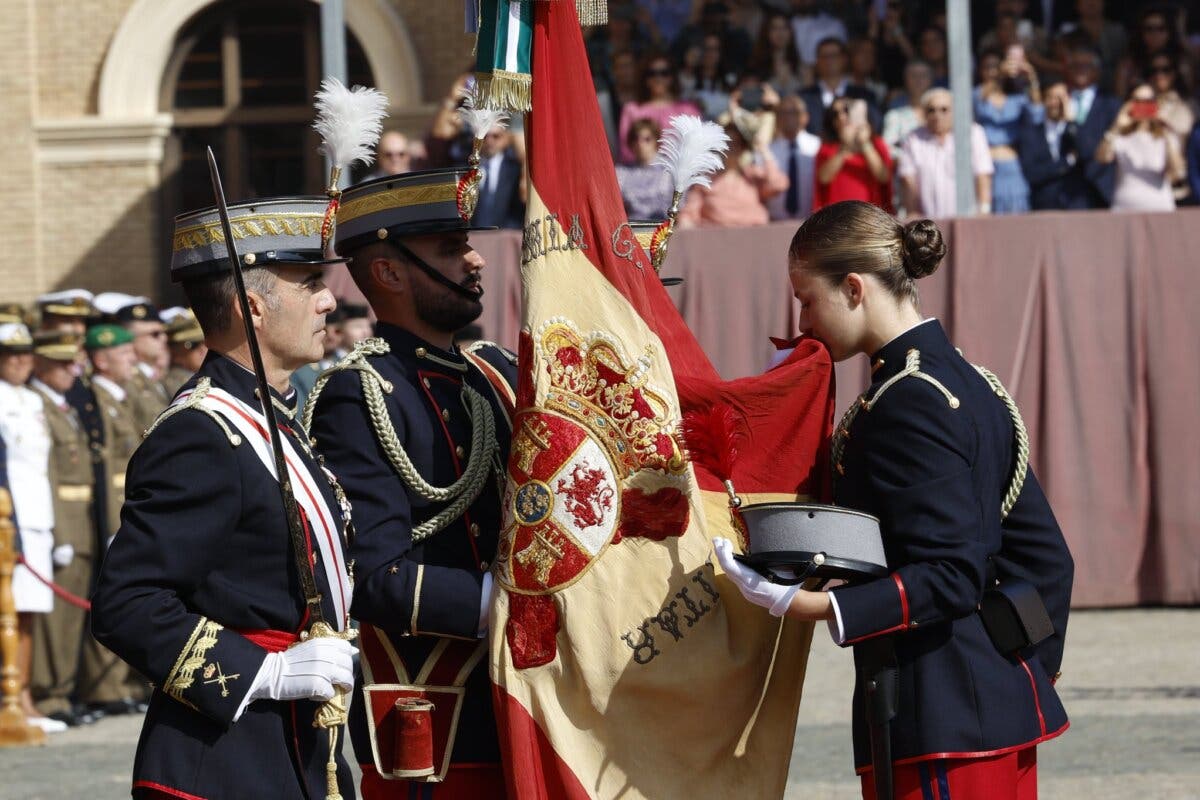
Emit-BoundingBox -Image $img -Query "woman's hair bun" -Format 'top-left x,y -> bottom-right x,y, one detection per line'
900,218 -> 947,279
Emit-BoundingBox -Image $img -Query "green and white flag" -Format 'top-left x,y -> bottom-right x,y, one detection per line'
472,0 -> 608,112
475,0 -> 535,112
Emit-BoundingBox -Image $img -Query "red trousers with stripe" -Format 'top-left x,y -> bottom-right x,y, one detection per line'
860,747 -> 1038,800
360,762 -> 507,800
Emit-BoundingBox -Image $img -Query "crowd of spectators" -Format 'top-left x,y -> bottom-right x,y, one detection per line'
591,0 -> 1200,224
380,0 -> 1200,229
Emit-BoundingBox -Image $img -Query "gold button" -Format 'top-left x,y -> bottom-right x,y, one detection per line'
415,347 -> 427,358
442,409 -> 451,422
480,561 -> 489,570
456,445 -> 465,458
422,378 -> 431,389
470,523 -> 480,537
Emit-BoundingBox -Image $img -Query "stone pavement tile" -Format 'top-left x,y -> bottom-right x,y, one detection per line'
1,609 -> 1196,799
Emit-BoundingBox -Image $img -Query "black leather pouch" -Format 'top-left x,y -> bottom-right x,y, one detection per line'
979,579 -> 1054,655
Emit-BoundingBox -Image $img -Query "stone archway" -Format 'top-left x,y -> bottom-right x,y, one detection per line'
97,0 -> 421,119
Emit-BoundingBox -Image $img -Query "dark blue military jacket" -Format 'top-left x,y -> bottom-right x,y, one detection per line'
91,353 -> 354,800
310,324 -> 516,769
66,375 -> 109,546
829,320 -> 1073,772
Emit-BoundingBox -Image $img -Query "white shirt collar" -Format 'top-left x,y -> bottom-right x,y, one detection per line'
820,78 -> 849,108
93,374 -> 126,402
29,378 -> 67,408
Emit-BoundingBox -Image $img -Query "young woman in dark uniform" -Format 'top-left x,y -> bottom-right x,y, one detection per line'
715,200 -> 1073,799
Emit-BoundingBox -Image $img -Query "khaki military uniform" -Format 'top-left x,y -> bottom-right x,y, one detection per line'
29,382 -> 95,715
126,368 -> 169,438
77,377 -> 141,705
161,365 -> 193,399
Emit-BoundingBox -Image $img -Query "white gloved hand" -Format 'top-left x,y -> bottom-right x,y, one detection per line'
712,537 -> 800,617
52,544 -> 75,568
248,637 -> 357,703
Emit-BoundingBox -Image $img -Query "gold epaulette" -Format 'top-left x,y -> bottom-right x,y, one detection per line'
143,377 -> 243,447
464,339 -> 517,365
832,348 -> 958,477
831,350 -> 1031,519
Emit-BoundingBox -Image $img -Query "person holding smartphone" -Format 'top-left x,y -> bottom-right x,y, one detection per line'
814,97 -> 893,213
974,43 -> 1043,214
1095,83 -> 1185,211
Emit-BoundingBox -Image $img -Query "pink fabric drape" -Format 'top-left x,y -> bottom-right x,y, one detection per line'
325,210 -> 1200,607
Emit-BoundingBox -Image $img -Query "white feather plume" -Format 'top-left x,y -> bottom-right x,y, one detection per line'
652,115 -> 731,194
458,86 -> 510,140
313,78 -> 389,171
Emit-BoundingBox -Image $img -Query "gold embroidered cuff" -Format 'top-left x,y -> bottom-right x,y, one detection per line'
165,617 -> 224,709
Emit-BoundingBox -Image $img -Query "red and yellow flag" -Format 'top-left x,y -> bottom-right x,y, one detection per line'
489,4 -> 835,797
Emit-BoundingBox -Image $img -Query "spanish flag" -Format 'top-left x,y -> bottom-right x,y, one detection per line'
489,3 -> 835,797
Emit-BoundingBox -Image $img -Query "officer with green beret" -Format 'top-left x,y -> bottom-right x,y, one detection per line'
76,323 -> 144,716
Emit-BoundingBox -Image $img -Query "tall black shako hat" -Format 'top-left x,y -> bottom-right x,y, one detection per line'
170,196 -> 348,282
333,167 -> 497,254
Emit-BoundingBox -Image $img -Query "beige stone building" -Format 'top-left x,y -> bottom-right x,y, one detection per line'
0,0 -> 468,305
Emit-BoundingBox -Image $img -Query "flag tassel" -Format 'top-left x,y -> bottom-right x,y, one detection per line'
476,70 -> 532,113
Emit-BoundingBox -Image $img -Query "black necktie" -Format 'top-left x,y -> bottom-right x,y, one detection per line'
1061,124 -> 1077,162
785,139 -> 800,216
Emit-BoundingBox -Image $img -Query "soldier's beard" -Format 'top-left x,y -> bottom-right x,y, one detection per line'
412,279 -> 484,335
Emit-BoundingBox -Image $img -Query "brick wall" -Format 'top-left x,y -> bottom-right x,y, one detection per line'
0,0 -> 40,302
0,0 -> 483,303
36,0 -> 136,118
387,0 -> 476,105
37,161 -> 162,298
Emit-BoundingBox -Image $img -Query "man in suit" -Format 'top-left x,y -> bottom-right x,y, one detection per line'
308,167 -> 517,799
472,125 -> 525,230
91,196 -> 356,800
1060,43 -> 1120,208
768,94 -> 821,221
799,37 -> 880,136
1019,81 -> 1079,209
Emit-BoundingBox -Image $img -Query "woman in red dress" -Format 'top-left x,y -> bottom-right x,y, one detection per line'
814,97 -> 893,212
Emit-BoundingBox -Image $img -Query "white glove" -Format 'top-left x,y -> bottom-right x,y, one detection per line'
52,544 -> 75,568
713,537 -> 800,617
248,637 -> 357,704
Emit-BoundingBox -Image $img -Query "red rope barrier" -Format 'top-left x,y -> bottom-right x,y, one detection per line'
15,554 -> 91,611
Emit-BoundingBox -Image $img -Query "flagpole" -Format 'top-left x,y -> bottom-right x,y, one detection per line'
320,0 -> 350,190
948,0 -> 975,216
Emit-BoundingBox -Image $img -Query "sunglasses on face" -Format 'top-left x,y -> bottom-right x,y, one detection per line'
1150,64 -> 1174,75
646,68 -> 672,78
1142,23 -> 1167,33
381,150 -> 408,158
925,105 -> 951,113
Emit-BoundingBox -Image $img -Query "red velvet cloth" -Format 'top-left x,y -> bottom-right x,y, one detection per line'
860,748 -> 1038,800
813,136 -> 894,212
236,628 -> 299,653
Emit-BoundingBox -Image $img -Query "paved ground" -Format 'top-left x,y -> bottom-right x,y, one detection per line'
2,609 -> 1197,799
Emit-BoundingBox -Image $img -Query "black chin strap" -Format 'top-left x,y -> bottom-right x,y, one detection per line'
391,239 -> 484,301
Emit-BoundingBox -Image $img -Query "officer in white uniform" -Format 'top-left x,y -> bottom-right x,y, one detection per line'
0,321 -> 66,733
